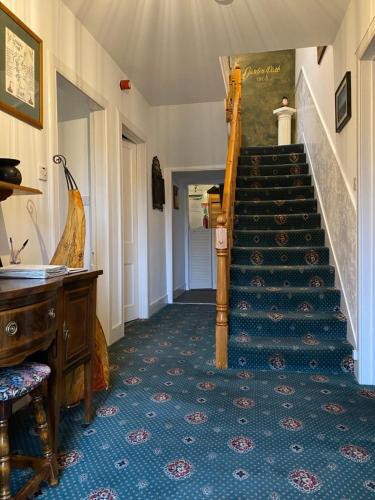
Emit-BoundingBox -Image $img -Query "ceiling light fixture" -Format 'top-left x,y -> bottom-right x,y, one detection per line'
214,0 -> 235,5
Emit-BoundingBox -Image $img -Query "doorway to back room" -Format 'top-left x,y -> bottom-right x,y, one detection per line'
56,73 -> 103,271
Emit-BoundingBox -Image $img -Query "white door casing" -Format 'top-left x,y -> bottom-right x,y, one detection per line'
357,24 -> 375,385
122,139 -> 139,322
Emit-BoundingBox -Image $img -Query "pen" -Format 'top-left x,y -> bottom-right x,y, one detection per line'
9,237 -> 15,262
14,239 -> 29,262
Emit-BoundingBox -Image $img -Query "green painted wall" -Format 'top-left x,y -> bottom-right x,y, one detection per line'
234,50 -> 295,147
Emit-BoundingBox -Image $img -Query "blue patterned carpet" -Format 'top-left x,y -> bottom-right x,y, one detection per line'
10,304 -> 375,499
229,143 -> 352,373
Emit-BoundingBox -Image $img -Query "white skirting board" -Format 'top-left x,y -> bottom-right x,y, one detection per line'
149,294 -> 168,316
173,286 -> 186,299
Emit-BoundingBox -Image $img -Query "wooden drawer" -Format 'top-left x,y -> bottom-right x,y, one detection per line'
63,282 -> 93,370
0,296 -> 57,366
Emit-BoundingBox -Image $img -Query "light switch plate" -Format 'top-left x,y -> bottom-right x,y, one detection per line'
38,164 -> 47,181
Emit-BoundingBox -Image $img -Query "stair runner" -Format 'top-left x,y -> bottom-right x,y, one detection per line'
228,143 -> 353,374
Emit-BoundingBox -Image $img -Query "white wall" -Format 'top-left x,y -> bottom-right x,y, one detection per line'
149,101 -> 227,311
295,1 -> 375,349
295,0 -> 375,204
154,101 -> 227,167
0,0 -> 157,344
172,183 -> 187,295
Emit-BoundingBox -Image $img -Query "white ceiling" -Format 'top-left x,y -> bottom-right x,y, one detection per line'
63,0 -> 350,106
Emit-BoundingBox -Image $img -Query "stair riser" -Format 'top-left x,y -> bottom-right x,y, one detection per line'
234,230 -> 325,247
229,316 -> 347,340
241,144 -> 305,156
235,200 -> 317,215
230,267 -> 335,287
236,186 -> 314,201
228,345 -> 352,372
237,175 -> 312,188
228,143 -> 350,375
238,164 -> 308,176
234,214 -> 321,230
231,248 -> 329,266
229,289 -> 341,312
239,153 -> 307,165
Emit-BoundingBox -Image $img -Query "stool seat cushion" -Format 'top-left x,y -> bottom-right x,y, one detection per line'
0,362 -> 51,401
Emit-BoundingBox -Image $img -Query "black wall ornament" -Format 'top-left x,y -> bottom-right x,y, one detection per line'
152,156 -> 165,211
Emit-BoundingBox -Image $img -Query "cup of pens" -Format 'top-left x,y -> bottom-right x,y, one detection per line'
9,237 -> 28,264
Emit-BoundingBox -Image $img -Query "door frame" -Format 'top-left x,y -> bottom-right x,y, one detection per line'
118,112 -> 149,324
357,20 -> 375,385
164,165 -> 225,304
50,58 -> 111,341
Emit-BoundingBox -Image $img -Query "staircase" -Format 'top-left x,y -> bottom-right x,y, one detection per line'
227,143 -> 353,373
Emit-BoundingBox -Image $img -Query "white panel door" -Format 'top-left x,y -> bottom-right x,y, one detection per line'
189,228 -> 212,289
122,139 -> 139,322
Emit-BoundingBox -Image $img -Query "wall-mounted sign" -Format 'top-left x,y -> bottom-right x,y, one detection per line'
243,64 -> 281,82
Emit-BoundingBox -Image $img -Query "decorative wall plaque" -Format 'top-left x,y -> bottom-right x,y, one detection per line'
152,156 -> 165,211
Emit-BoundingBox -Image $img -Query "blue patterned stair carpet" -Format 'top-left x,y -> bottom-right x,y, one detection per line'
228,143 -> 353,373
9,304 -> 375,499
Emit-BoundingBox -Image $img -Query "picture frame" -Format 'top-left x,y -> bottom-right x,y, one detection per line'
317,46 -> 327,65
0,2 -> 43,129
173,185 -> 179,210
152,156 -> 165,211
335,72 -> 351,133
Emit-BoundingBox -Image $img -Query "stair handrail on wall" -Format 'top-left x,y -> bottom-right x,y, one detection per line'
216,64 -> 242,369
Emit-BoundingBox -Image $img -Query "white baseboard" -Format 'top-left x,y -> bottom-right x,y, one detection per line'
303,133 -> 356,349
173,285 -> 186,299
109,322 -> 124,345
149,294 -> 168,316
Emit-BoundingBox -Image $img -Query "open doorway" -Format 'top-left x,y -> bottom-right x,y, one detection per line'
169,170 -> 224,304
56,73 -> 102,270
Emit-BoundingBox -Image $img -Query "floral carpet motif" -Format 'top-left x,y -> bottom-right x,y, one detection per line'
9,304 -> 375,499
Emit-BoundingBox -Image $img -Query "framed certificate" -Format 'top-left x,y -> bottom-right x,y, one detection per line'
0,2 -> 43,128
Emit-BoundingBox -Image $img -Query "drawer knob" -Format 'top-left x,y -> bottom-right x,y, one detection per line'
48,308 -> 56,319
5,321 -> 18,337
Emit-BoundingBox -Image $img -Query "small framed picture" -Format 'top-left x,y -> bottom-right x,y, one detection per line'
335,72 -> 351,133
173,185 -> 179,210
317,46 -> 327,65
0,2 -> 43,129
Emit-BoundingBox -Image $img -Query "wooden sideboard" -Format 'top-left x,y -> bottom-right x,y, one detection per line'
0,270 -> 102,449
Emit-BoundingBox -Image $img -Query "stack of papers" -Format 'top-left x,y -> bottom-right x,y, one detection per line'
0,264 -> 69,279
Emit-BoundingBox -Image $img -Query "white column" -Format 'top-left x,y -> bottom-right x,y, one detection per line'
273,106 -> 296,145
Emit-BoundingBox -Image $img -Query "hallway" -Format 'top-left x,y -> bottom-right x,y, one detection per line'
11,305 -> 375,499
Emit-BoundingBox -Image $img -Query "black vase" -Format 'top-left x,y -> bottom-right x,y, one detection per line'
0,159 -> 22,185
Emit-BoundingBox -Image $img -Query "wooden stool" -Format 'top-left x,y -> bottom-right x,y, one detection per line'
0,362 -> 58,500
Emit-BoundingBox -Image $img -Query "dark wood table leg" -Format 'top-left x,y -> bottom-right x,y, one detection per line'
48,363 -> 62,452
84,359 -> 93,424
0,402 -> 12,500
31,388 -> 59,487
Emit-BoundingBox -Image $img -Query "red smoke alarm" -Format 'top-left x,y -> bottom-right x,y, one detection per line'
120,80 -> 131,90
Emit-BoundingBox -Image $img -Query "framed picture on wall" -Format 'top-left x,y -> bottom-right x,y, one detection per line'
0,2 -> 43,129
335,71 -> 351,133
152,156 -> 165,211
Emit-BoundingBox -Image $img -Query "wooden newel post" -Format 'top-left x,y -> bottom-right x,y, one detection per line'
216,214 -> 229,369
